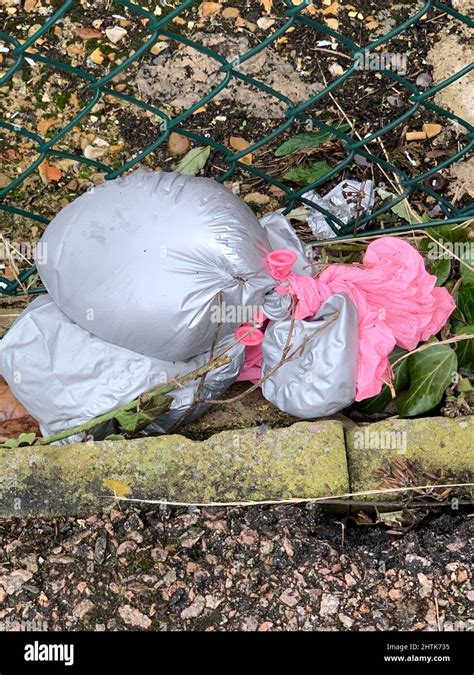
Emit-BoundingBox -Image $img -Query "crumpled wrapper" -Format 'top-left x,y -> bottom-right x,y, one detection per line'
303,179 -> 375,239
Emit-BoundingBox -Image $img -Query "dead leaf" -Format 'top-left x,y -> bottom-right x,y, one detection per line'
199,2 -> 222,18
322,1 -> 340,15
0,149 -> 18,161
0,418 -> 40,444
37,118 -> 59,135
75,27 -> 103,40
260,0 -> 273,12
38,161 -> 62,184
90,48 -> 104,64
244,192 -> 270,205
0,174 -> 10,189
324,18 -> 339,30
24,0 -> 38,12
229,136 -> 253,164
0,378 -> 32,423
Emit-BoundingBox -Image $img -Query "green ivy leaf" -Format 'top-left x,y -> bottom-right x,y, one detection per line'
456,284 -> 474,324
457,376 -> 473,393
376,189 -> 418,223
1,432 -> 37,448
426,257 -> 451,286
460,246 -> 474,286
455,324 -> 474,379
353,346 -> 410,414
114,393 -> 172,435
428,224 -> 470,243
397,344 -> 457,417
177,146 -> 211,176
275,123 -> 350,157
284,160 -> 332,185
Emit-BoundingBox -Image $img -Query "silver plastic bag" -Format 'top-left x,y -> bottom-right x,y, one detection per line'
261,293 -> 358,418
0,295 -> 244,441
36,170 -> 275,362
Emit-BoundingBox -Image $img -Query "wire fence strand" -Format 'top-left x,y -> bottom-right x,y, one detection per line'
0,0 -> 473,296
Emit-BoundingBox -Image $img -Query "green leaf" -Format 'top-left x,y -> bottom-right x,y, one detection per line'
428,223 -> 470,243
1,432 -> 37,448
456,284 -> 474,324
379,511 -> 404,526
284,160 -> 332,185
376,189 -> 416,223
426,257 -> 451,286
114,393 -> 171,435
354,346 -> 410,414
457,376 -> 473,393
460,245 -> 474,286
275,123 -> 350,157
177,146 -> 211,176
455,325 -> 474,378
397,344 -> 457,417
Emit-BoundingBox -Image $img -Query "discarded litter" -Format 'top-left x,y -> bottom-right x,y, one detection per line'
0,171 -> 455,443
302,179 -> 375,239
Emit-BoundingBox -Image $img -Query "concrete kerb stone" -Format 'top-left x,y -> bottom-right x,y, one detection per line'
0,417 -> 472,517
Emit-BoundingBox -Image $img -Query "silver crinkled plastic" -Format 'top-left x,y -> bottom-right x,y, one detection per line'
303,179 -> 375,239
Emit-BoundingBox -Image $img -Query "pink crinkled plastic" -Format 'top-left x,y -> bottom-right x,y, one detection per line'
236,343 -> 263,383
249,236 -> 456,401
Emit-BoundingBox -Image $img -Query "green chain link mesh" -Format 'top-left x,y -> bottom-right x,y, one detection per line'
0,0 -> 473,296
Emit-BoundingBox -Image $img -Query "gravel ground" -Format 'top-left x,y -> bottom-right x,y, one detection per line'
0,507 -> 472,632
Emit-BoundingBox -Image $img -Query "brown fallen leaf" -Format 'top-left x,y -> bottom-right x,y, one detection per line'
199,2 -> 222,18
322,1 -> 340,15
24,0 -> 38,12
229,136 -> 253,164
0,417 -> 40,444
38,160 -> 62,184
0,378 -> 32,423
75,27 -> 103,41
0,148 -> 18,161
261,0 -> 273,12
324,18 -> 339,29
0,174 -> 11,189
37,118 -> 59,135
244,192 -> 270,205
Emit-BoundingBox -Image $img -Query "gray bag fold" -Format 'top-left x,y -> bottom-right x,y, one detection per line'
261,293 -> 358,418
0,295 -> 244,442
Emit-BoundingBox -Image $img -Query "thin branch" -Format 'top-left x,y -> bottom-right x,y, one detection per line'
390,334 -> 474,370
35,354 -> 231,445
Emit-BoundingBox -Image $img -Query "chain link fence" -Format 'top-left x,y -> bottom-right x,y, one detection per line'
0,0 -> 473,296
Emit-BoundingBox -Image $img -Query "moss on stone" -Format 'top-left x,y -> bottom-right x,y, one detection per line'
1,417 -> 472,516
346,417 -> 474,497
0,421 -> 348,517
